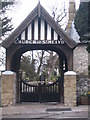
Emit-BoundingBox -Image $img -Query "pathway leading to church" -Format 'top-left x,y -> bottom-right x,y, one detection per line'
1,103 -> 89,119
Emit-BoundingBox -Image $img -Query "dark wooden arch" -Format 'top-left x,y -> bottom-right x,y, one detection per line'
6,43 -> 73,72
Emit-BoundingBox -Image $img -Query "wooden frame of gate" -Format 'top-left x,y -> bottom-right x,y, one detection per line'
20,78 -> 62,103
2,3 -> 77,103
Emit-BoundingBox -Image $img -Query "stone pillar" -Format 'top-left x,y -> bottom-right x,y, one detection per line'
64,71 -> 76,106
1,71 -> 16,106
0,72 -> 2,120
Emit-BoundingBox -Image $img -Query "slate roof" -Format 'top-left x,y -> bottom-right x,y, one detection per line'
2,3 -> 77,49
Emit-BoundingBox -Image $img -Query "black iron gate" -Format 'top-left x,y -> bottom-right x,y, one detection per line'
20,78 -> 61,103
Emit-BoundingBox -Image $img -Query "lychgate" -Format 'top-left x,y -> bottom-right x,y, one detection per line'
2,3 -> 77,103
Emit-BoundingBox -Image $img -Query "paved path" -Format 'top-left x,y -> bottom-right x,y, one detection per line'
0,103 -> 90,119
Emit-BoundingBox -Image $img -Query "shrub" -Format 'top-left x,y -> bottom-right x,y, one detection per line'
88,65 -> 90,75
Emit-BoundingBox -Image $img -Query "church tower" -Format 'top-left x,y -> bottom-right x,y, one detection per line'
66,0 -> 76,35
69,0 -> 76,22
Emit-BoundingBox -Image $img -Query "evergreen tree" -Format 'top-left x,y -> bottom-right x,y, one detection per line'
20,55 -> 36,81
0,0 -> 14,37
86,43 -> 90,53
74,2 -> 89,42
74,2 -> 90,53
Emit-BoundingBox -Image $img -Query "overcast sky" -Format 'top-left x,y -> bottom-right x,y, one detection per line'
7,0 -> 80,29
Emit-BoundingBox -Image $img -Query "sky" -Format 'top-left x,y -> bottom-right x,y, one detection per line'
7,0 -> 80,29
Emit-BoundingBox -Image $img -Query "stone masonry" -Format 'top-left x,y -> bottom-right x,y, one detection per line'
0,72 -> 1,106
66,0 -> 76,35
76,75 -> 90,104
1,71 -> 16,106
64,71 -> 76,106
73,44 -> 89,75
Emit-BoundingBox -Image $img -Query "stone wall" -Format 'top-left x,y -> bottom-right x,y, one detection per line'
73,43 -> 89,75
77,75 -> 90,103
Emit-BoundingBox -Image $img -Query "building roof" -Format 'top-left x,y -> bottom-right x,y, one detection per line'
2,3 -> 77,49
70,21 -> 80,43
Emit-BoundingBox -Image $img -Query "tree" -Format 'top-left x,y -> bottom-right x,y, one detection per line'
74,2 -> 89,42
44,2 -> 67,80
51,2 -> 67,30
74,2 -> 90,53
0,1 -> 14,70
20,55 -> 36,81
86,43 -> 90,53
0,0 -> 15,37
88,2 -> 90,53
20,51 -> 60,82
0,1 -> 18,70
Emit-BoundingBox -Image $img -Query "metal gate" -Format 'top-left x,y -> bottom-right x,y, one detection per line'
20,78 -> 61,103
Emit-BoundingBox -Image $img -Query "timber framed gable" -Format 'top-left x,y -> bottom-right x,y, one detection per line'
2,3 -> 77,49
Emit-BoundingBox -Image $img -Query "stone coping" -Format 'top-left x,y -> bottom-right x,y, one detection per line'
2,71 -> 15,75
64,71 -> 76,76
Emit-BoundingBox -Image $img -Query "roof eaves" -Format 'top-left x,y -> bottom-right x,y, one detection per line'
2,4 -> 77,49
2,5 -> 38,48
41,5 -> 77,48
